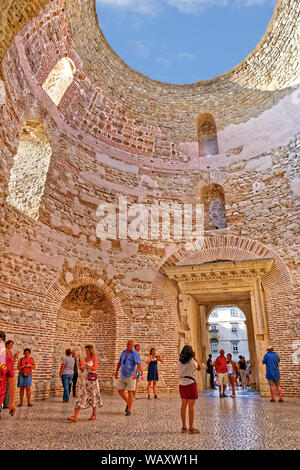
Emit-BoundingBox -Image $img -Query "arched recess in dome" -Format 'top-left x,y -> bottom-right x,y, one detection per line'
7,120 -> 52,220
197,113 -> 219,157
201,183 -> 227,231
42,57 -> 76,106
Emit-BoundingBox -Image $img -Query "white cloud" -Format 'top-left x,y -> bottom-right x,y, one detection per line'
96,0 -> 277,15
156,51 -> 197,67
96,0 -> 160,15
131,40 -> 152,59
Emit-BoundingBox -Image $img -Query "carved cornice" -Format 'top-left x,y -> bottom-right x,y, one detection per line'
162,259 -> 274,283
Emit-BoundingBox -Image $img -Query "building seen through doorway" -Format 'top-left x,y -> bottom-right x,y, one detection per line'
208,307 -> 250,362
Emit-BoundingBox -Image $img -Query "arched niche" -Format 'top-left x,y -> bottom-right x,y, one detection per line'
51,283 -> 117,395
196,113 -> 219,157
7,119 -> 52,220
42,57 -> 76,106
201,183 -> 227,230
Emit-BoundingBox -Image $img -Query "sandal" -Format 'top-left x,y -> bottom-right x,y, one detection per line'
181,427 -> 188,433
189,428 -> 200,434
67,416 -> 78,422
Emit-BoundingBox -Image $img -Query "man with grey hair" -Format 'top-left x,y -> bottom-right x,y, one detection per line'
115,340 -> 141,416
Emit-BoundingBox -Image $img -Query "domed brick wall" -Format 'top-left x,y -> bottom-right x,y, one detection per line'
0,0 -> 299,398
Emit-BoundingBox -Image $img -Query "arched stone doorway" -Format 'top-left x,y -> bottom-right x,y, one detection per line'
152,235 -> 295,397
163,259 -> 273,396
51,283 -> 116,396
45,269 -> 132,398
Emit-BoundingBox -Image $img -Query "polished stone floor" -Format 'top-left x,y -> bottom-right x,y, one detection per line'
1,389 -> 299,450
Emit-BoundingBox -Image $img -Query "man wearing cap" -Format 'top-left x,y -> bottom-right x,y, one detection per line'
263,346 -> 283,402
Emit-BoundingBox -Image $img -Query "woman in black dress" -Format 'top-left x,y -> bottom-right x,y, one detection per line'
146,348 -> 163,399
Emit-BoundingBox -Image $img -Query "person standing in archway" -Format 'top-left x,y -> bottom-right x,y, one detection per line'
227,353 -> 237,398
263,346 -> 283,402
215,349 -> 229,398
133,344 -> 143,400
207,354 -> 216,389
238,356 -> 248,390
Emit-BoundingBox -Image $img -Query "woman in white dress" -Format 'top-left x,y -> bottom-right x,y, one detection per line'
68,345 -> 103,422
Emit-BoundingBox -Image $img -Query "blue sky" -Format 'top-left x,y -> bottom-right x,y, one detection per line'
95,0 -> 277,84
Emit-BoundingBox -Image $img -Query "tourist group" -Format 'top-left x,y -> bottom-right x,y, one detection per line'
0,330 -> 283,434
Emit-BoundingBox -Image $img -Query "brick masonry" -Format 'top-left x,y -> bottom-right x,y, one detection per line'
0,0 -> 299,399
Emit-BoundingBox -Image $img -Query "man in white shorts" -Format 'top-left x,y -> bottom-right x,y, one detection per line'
115,340 -> 141,416
215,349 -> 229,398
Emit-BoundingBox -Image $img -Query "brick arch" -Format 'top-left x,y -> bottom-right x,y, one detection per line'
45,267 -> 132,394
152,235 -> 293,300
45,266 -> 131,322
151,235 -> 298,396
193,170 -> 231,199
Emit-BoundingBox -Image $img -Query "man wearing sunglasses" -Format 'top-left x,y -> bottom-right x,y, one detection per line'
115,340 -> 141,416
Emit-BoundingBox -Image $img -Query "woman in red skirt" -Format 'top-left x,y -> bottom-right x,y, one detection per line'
178,345 -> 201,434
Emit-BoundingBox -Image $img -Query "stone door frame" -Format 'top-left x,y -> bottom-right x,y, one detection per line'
163,258 -> 274,396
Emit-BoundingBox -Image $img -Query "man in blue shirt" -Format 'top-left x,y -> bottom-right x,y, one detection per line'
262,346 -> 283,402
115,340 -> 141,416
